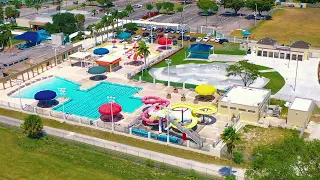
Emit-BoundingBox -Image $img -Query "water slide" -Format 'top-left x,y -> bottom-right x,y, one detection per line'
141,96 -> 170,124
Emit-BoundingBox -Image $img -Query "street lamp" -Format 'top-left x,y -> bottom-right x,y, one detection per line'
17,79 -> 23,112
58,88 -> 67,120
166,108 -> 172,144
165,59 -> 172,86
107,96 -> 116,132
255,3 -> 258,27
227,99 -> 231,126
294,58 -> 299,91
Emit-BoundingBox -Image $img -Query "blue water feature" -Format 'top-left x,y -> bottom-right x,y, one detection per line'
11,77 -> 143,119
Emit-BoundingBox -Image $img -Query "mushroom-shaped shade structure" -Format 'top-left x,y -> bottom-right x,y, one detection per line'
158,37 -> 172,45
93,48 -> 109,56
34,90 -> 57,100
99,103 -> 122,115
195,84 -> 217,96
117,32 -> 131,39
88,66 -> 106,75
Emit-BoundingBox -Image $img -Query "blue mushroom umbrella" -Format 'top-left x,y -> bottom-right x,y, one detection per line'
242,30 -> 252,37
93,48 -> 110,56
117,32 -> 131,40
34,90 -> 57,101
88,66 -> 106,75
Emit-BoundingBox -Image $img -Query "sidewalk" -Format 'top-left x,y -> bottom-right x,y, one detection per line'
0,115 -> 245,179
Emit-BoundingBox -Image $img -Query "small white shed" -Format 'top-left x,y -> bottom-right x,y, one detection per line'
287,98 -> 315,128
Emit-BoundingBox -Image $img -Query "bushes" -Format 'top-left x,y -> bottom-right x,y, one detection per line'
20,115 -> 43,138
142,11 -> 159,19
233,152 -> 244,164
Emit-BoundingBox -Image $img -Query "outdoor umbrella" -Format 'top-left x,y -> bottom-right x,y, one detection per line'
99,103 -> 122,115
242,30 -> 252,37
88,66 -> 106,75
117,32 -> 131,40
93,48 -> 109,56
34,90 -> 57,100
158,37 -> 172,45
195,84 -> 217,96
13,31 -> 44,44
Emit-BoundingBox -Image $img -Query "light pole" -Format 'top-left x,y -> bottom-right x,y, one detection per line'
181,24 -> 184,47
294,58 -> 299,91
165,59 -> 172,86
108,96 -> 116,132
58,88 -> 67,120
166,108 -> 172,144
227,99 -> 231,126
255,3 -> 258,27
17,79 -> 23,112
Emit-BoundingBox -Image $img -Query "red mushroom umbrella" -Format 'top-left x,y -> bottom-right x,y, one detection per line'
99,103 -> 122,116
158,37 -> 172,45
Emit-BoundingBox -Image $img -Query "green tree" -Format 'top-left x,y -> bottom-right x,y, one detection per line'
221,126 -> 240,176
56,0 -> 62,11
75,13 -> 85,31
246,0 -> 274,15
101,15 -> 112,40
162,2 -> 174,14
5,6 -> 20,19
0,24 -> 13,48
44,13 -> 77,35
81,2 -> 86,10
34,3 -> 42,13
12,0 -> 21,9
136,41 -> 151,76
125,4 -> 134,13
145,3 -> 153,17
246,136 -> 320,179
124,22 -> 138,31
155,2 -> 162,12
175,4 -> 184,22
20,115 -> 44,138
0,3 -> 4,24
300,0 -> 320,3
97,0 -> 111,6
24,0 -> 33,7
226,60 -> 261,86
220,0 -> 245,15
95,21 -> 104,42
197,0 -> 218,24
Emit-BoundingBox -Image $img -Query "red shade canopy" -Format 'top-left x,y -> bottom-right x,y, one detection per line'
99,103 -> 122,115
111,39 -> 117,43
158,37 -> 172,45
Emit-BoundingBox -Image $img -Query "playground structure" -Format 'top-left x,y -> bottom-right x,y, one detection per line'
125,43 -> 144,61
141,96 -> 217,146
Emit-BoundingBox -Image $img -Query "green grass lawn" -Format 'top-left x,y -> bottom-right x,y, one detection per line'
0,107 -> 236,167
261,72 -> 285,94
0,125 -> 217,180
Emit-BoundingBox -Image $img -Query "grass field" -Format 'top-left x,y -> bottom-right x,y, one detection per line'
250,8 -> 320,46
0,125 -> 217,180
261,71 -> 285,94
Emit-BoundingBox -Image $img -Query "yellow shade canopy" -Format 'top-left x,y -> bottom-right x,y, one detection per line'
195,84 -> 217,96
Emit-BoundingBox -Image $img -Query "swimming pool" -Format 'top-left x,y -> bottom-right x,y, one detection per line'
12,77 -> 143,119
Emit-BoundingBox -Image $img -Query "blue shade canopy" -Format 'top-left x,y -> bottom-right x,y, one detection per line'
117,32 -> 131,39
187,43 -> 213,53
12,31 -> 48,44
242,30 -> 252,36
93,48 -> 110,55
38,29 -> 51,39
88,66 -> 106,75
34,90 -> 57,100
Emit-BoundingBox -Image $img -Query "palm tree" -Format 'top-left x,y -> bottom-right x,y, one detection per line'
125,4 -> 134,13
221,126 -> 241,176
75,14 -> 85,31
145,3 -> 153,17
136,41 -> 151,76
101,15 -> 112,41
0,24 -> 13,52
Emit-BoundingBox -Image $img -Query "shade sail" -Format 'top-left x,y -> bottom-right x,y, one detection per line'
117,32 -> 131,39
12,31 -> 47,44
93,48 -> 110,55
99,103 -> 122,115
88,66 -> 106,75
158,37 -> 172,45
242,30 -> 251,37
34,90 -> 57,100
195,84 -> 216,96
187,43 -> 213,53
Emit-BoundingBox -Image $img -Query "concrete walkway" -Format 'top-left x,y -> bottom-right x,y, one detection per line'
0,115 -> 245,179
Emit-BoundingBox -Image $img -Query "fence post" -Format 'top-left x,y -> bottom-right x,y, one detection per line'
139,76 -> 142,82
153,78 -> 156,84
147,132 -> 151,139
187,140 -> 190,148
129,127 -> 132,135
183,82 -> 185,89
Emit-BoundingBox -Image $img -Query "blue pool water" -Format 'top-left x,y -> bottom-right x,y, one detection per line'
12,77 -> 143,119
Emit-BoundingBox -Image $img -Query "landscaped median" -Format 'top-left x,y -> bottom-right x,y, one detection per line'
0,107 -> 240,168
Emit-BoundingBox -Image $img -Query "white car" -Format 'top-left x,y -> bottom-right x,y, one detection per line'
196,37 -> 202,42
211,37 -> 220,42
133,35 -> 141,41
141,27 -> 147,30
203,37 -> 210,42
133,4 -> 143,8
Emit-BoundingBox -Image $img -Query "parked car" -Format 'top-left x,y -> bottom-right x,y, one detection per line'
176,29 -> 181,34
180,29 -> 188,34
172,40 -> 178,45
169,35 -> 176,39
219,38 -> 229,44
142,37 -> 150,42
133,35 -> 141,41
142,26 -> 147,31
203,37 -> 210,42
133,4 -> 143,8
199,11 -> 213,16
156,34 -> 164,39
211,37 -> 220,42
183,36 -> 190,41
156,28 -> 164,32
220,11 -> 233,16
196,37 -> 202,42
165,28 -> 172,33
148,37 -> 157,43
190,37 -> 197,42
170,29 -> 176,33
142,32 -> 150,37
178,35 -> 182,40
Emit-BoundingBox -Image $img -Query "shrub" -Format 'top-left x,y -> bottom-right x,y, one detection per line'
20,115 -> 43,138
233,151 -> 244,164
225,175 -> 236,180
142,11 -> 159,19
145,159 -> 155,168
